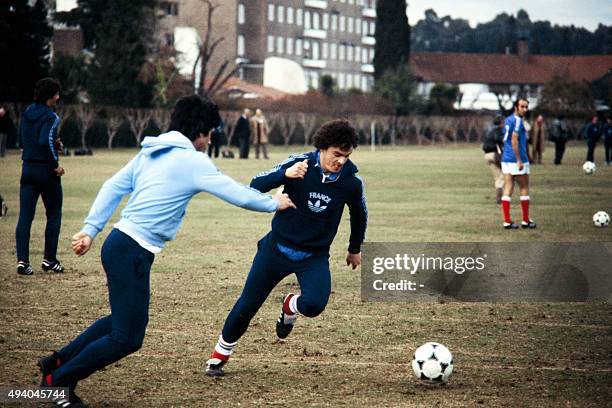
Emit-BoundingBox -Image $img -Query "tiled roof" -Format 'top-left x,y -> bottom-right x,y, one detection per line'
410,52 -> 612,85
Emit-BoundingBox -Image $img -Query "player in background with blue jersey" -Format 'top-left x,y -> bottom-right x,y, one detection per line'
500,98 -> 536,229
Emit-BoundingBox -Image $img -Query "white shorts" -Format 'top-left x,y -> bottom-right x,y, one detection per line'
501,162 -> 530,175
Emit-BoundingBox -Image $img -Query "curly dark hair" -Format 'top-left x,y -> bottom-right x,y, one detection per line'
34,78 -> 61,104
313,119 -> 358,150
168,94 -> 222,141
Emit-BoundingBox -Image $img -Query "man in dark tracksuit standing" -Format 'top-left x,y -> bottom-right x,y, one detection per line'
15,78 -> 65,275
206,119 -> 368,376
585,115 -> 601,163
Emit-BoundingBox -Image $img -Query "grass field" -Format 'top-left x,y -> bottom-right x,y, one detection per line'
0,143 -> 611,407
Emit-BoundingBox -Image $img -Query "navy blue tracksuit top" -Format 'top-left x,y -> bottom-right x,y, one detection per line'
250,151 -> 368,255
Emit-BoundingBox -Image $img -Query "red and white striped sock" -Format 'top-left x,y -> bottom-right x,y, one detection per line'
283,293 -> 300,315
501,196 -> 512,223
211,335 -> 236,361
520,195 -> 530,222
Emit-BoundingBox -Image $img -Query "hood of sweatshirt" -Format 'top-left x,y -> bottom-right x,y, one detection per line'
23,103 -> 53,122
140,131 -> 196,156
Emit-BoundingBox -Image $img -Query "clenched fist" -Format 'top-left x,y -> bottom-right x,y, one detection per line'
285,159 -> 308,179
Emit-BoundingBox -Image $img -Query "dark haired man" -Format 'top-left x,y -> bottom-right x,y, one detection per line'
500,98 -> 536,229
15,78 -> 65,275
38,94 -> 295,407
205,119 -> 368,377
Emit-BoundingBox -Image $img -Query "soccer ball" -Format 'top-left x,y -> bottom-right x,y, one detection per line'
593,211 -> 610,227
582,161 -> 596,174
411,342 -> 453,384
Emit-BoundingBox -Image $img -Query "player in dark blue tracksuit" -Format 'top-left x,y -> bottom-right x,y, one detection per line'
206,119 -> 368,376
15,78 -> 65,275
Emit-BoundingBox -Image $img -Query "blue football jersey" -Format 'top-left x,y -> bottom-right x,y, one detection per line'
501,115 -> 529,163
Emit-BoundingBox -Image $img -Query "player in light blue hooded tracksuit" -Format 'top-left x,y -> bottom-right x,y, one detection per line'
37,95 -> 294,407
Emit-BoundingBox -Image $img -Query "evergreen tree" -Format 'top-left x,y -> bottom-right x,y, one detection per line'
0,0 -> 52,101
373,0 -> 410,80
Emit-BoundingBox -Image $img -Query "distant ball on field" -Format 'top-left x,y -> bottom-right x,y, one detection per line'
593,211 -> 610,227
582,161 -> 596,174
411,342 -> 453,384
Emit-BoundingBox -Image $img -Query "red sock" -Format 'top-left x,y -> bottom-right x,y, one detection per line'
520,196 -> 530,222
501,196 -> 512,223
44,374 -> 53,386
210,350 -> 229,362
283,294 -> 295,315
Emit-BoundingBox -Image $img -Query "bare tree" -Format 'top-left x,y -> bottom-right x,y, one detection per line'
106,110 -> 123,149
74,105 -> 97,149
193,0 -> 242,97
126,109 -> 153,145
152,108 -> 171,134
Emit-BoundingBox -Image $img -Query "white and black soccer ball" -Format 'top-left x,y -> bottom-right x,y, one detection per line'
582,161 -> 596,174
593,211 -> 610,227
411,342 -> 453,384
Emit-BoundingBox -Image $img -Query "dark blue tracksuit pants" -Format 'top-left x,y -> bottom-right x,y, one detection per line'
51,229 -> 154,387
15,163 -> 63,262
222,233 -> 331,343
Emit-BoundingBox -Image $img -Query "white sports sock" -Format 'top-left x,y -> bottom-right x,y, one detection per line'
214,335 -> 237,357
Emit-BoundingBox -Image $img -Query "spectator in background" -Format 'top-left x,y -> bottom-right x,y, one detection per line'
0,193 -> 7,217
15,78 -> 65,276
482,115 -> 505,204
0,106 -> 8,157
235,108 -> 251,159
530,115 -> 546,165
550,115 -> 568,165
207,123 -> 223,159
585,115 -> 601,163
250,108 -> 269,160
603,117 -> 612,166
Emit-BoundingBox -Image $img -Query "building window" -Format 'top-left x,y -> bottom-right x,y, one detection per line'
313,12 -> 320,30
296,38 -> 303,56
338,72 -> 346,89
287,6 -> 294,24
339,44 -> 346,60
323,13 -> 329,30
297,8 -> 303,26
160,1 -> 178,16
369,48 -> 375,62
322,42 -> 329,59
287,37 -> 294,54
331,43 -> 337,60
277,36 -> 284,54
331,14 -> 338,31
312,41 -> 320,60
348,17 -> 354,33
237,4 -> 245,24
267,35 -> 274,53
362,20 -> 368,35
237,35 -> 245,56
356,18 -> 361,34
277,5 -> 284,23
304,10 -> 311,29
347,74 -> 353,88
339,15 -> 346,32
347,45 -> 354,61
304,40 -> 311,59
369,21 -> 375,35
361,76 -> 368,92
267,3 -> 274,22
361,48 -> 367,63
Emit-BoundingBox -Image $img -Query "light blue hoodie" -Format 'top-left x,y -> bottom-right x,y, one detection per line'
81,131 -> 278,248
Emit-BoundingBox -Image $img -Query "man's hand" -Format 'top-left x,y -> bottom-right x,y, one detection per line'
517,160 -> 524,171
55,138 -> 64,152
72,232 -> 93,256
346,252 -> 361,270
285,159 -> 308,179
273,190 -> 296,211
54,166 -> 65,176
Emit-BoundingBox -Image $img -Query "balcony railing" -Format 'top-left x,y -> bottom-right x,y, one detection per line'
305,0 -> 328,10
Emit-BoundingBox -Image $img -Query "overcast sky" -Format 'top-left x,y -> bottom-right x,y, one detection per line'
406,0 -> 611,31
